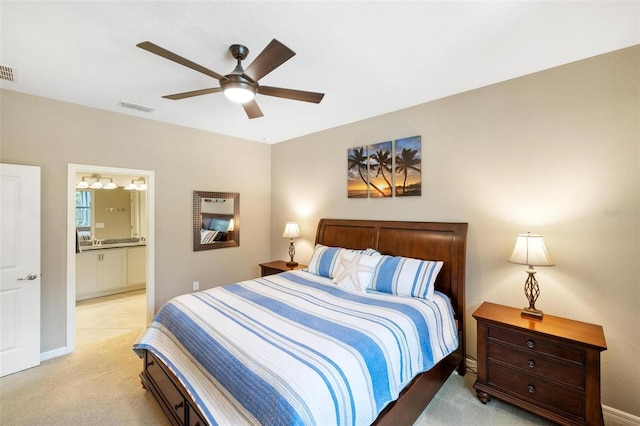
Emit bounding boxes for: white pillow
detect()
[370,255,443,300]
[332,250,381,293]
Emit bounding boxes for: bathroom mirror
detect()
[75,187,147,241]
[193,191,239,251]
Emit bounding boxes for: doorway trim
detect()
[66,164,155,353]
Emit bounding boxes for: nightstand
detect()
[473,302,607,426]
[259,260,307,277]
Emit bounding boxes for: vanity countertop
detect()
[80,241,146,251]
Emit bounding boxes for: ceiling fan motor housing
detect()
[229,44,249,61]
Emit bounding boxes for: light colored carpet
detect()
[0,329,169,426]
[415,369,553,425]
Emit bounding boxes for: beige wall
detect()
[1,90,272,352]
[271,46,640,415]
[92,188,133,240]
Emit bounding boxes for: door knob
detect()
[18,273,38,281]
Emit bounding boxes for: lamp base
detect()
[286,261,298,267]
[521,307,543,319]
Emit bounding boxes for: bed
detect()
[135,218,468,425]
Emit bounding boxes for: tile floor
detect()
[75,289,147,347]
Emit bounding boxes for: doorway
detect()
[66,164,154,353]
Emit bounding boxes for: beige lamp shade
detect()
[282,222,301,239]
[508,233,554,267]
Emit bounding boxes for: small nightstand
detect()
[259,260,307,277]
[473,302,606,426]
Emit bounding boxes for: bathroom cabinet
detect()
[76,246,146,300]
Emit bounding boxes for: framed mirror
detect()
[193,191,239,251]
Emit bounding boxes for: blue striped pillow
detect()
[306,244,344,278]
[306,245,382,278]
[370,255,443,299]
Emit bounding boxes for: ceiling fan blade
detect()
[137,41,224,81]
[162,87,222,100]
[243,39,295,82]
[242,99,264,119]
[259,86,325,103]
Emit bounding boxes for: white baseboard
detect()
[464,356,639,426]
[603,406,640,426]
[40,346,68,362]
[465,356,477,372]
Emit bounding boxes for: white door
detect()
[0,163,41,377]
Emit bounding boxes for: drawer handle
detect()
[526,340,535,349]
[174,401,184,410]
[527,385,536,394]
[528,360,535,368]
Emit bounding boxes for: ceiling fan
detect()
[136,39,324,119]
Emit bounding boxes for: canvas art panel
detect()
[347,146,369,198]
[367,141,393,198]
[394,136,422,196]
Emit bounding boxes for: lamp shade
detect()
[76,179,89,189]
[508,233,554,267]
[282,222,301,239]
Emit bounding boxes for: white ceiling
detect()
[1,1,638,144]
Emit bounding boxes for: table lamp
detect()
[508,232,555,319]
[282,222,301,267]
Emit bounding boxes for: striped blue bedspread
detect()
[134,270,458,426]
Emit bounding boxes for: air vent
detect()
[117,100,155,113]
[0,65,17,82]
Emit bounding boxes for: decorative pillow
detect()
[201,229,219,244]
[306,244,344,278]
[332,250,381,293]
[351,248,382,257]
[370,255,443,300]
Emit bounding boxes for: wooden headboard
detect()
[315,218,468,368]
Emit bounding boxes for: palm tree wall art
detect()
[347,136,422,198]
[347,146,369,198]
[394,136,422,197]
[368,141,393,197]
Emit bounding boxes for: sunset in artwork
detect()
[347,135,421,198]
[394,136,421,196]
[347,146,369,198]
[368,141,392,198]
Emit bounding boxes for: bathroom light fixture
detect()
[124,178,147,191]
[76,174,117,190]
[75,179,90,189]
[508,232,555,319]
[282,222,301,266]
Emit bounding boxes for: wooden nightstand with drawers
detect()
[473,302,607,426]
[259,260,307,277]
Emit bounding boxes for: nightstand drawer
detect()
[261,265,283,276]
[488,343,585,389]
[488,363,585,419]
[488,326,585,364]
[259,261,307,277]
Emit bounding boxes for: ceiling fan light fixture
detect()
[221,75,256,104]
[223,86,255,104]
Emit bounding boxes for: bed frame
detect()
[140,218,468,426]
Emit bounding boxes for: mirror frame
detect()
[193,191,239,251]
